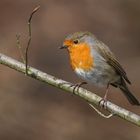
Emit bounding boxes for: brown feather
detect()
[95,40,131,84]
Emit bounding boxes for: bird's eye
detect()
[73,40,79,44]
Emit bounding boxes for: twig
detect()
[16,34,26,63]
[25,5,40,75]
[0,53,140,126]
[89,103,114,118]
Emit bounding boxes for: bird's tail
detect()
[119,79,140,105]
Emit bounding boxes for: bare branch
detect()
[25,5,40,75]
[89,103,114,118]
[0,53,140,126]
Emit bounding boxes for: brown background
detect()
[0,0,140,140]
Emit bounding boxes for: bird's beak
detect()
[59,45,68,49]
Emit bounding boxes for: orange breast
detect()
[69,43,94,71]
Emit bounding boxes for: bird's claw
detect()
[70,81,87,94]
[99,98,108,109]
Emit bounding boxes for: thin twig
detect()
[89,103,114,118]
[16,34,26,63]
[25,5,40,75]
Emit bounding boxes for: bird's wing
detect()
[96,41,131,84]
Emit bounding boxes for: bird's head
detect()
[60,31,95,52]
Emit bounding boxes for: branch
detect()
[25,5,40,75]
[0,53,140,126]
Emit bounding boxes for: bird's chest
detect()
[69,45,94,71]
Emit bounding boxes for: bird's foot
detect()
[70,81,87,94]
[99,83,110,109]
[99,98,108,109]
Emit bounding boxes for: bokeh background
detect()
[0,0,140,140]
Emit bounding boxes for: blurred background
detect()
[0,0,140,139]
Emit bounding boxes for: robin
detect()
[60,31,140,105]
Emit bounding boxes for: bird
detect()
[60,31,140,106]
